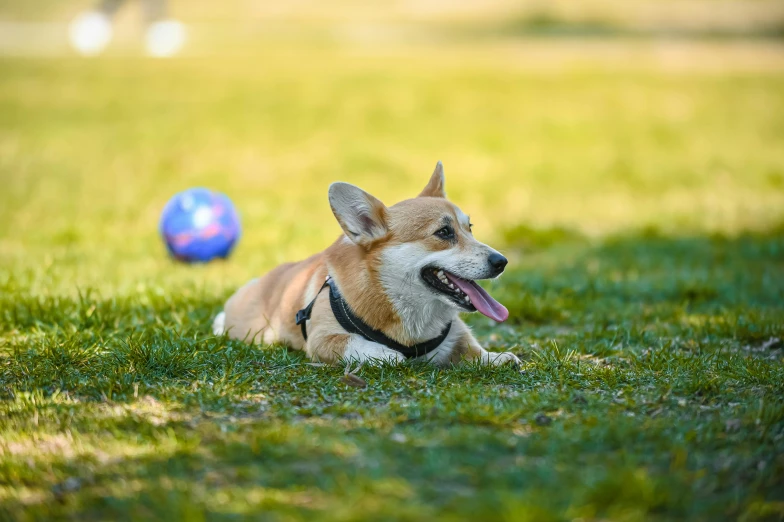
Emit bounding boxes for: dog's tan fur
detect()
[215,163,519,367]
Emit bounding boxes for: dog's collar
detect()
[295,276,452,360]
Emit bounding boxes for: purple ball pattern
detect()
[159,188,241,263]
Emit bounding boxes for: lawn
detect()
[1,31,784,521]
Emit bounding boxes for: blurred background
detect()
[0,0,783,294]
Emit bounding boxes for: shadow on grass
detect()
[492,224,783,336]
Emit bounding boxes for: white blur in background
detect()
[144,19,185,58]
[68,3,185,58]
[68,11,113,56]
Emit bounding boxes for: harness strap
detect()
[294,275,451,359]
[294,277,331,340]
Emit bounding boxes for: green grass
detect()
[1,39,784,521]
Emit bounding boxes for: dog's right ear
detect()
[328,182,388,246]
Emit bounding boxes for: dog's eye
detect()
[435,226,455,240]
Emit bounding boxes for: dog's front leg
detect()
[307,331,406,366]
[450,321,520,367]
[342,335,407,366]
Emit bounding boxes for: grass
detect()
[1,26,784,522]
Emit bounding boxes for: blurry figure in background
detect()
[69,0,185,57]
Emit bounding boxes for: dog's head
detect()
[328,162,509,334]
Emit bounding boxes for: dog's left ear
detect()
[418,161,446,198]
[329,182,388,246]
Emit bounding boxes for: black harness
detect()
[295,276,451,359]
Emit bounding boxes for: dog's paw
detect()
[486,351,521,367]
[212,311,226,336]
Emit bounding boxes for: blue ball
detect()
[159,188,241,263]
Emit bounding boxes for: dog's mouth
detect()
[421,266,509,323]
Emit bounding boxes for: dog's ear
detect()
[418,161,446,198]
[328,182,388,246]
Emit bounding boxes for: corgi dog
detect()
[212,162,520,367]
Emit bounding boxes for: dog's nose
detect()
[488,253,508,274]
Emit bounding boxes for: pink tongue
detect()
[445,273,509,323]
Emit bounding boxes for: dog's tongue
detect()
[445,273,509,323]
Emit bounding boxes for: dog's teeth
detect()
[464,296,470,303]
[437,270,444,277]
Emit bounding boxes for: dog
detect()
[212,162,520,367]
